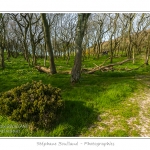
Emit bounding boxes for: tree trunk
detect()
[71,13,90,83]
[127,14,135,59]
[23,40,30,65]
[44,43,47,66]
[30,39,36,66]
[145,48,149,65]
[110,37,113,63]
[32,45,36,66]
[0,47,5,69]
[145,34,150,65]
[35,65,50,73]
[41,13,57,74]
[6,42,11,61]
[132,47,135,64]
[30,30,37,66]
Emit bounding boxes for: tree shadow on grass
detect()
[0,100,98,137]
[50,100,98,137]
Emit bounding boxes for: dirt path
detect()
[128,76,150,137]
[119,75,150,137]
[124,90,150,137]
[83,75,150,137]
[137,91,150,136]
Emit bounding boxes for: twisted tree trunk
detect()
[71,13,90,83]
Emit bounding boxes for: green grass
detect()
[0,54,148,137]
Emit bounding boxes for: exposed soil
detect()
[84,75,150,137]
[130,75,150,137]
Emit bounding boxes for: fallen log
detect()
[81,57,110,73]
[35,65,51,74]
[87,59,132,74]
[115,63,145,72]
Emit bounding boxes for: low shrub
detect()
[0,80,64,129]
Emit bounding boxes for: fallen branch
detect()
[35,66,50,74]
[93,63,99,67]
[81,57,110,73]
[115,63,145,72]
[87,59,131,74]
[100,57,111,66]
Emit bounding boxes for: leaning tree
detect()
[71,13,90,83]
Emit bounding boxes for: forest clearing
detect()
[0,13,150,137]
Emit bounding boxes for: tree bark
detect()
[0,47,5,69]
[0,14,5,69]
[145,48,149,65]
[71,13,90,83]
[44,43,47,66]
[35,65,50,73]
[29,25,37,65]
[41,13,57,74]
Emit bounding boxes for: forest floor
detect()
[81,75,150,137]
[1,55,150,137]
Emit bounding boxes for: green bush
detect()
[0,80,64,129]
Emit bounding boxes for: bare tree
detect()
[92,13,109,58]
[24,13,43,65]
[124,13,136,59]
[107,13,119,63]
[57,14,76,63]
[41,13,57,74]
[10,13,31,64]
[0,14,5,68]
[0,14,9,69]
[71,13,90,83]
